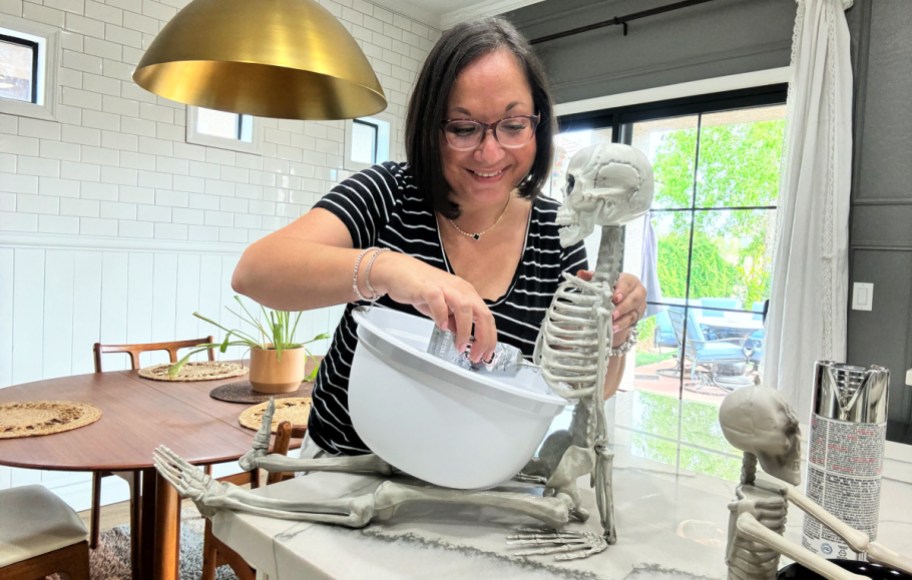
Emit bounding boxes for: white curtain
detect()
[764,0,854,423]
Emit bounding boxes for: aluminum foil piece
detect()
[426,326,528,375]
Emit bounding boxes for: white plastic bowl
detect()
[349,307,569,490]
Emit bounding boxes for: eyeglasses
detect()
[440,114,540,151]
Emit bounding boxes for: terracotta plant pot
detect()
[248,346,306,394]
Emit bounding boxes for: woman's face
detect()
[441,49,537,209]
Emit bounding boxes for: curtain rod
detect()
[529,0,719,44]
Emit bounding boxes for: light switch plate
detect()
[906,368,912,387]
[852,282,873,311]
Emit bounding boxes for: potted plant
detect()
[170,296,328,394]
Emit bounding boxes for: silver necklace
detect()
[446,196,511,241]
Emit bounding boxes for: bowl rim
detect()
[352,306,570,407]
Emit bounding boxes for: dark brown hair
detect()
[405,17,555,219]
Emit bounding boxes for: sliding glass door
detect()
[554,85,787,478]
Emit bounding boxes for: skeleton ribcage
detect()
[535,277,611,400]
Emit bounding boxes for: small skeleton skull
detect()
[719,386,802,486]
[557,143,654,246]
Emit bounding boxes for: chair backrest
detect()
[266,420,308,485]
[667,306,709,361]
[700,297,740,317]
[93,336,215,372]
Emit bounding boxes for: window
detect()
[186,106,261,154]
[0,16,59,120]
[0,34,37,103]
[554,85,787,479]
[344,113,394,172]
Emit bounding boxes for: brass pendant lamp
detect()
[133,0,387,120]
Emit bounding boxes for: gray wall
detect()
[506,0,794,104]
[507,0,912,443]
[846,1,912,443]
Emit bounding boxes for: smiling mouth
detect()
[470,169,504,178]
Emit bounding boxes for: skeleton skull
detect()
[557,143,655,246]
[719,386,802,486]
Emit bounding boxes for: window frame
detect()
[0,15,60,121]
[344,112,394,172]
[556,83,788,386]
[186,106,262,154]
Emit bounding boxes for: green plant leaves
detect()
[167,295,326,379]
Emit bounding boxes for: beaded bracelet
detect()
[364,247,390,300]
[352,247,379,302]
[608,326,638,357]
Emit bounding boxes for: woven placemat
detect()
[0,400,102,439]
[209,380,310,404]
[138,361,248,382]
[238,397,311,433]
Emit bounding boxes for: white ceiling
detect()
[371,0,545,30]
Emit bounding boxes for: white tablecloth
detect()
[211,452,735,579]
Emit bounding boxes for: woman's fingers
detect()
[378,253,497,360]
[612,273,647,334]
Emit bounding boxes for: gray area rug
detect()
[76,513,239,579]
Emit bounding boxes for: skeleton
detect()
[719,385,912,579]
[520,143,654,554]
[152,142,653,562]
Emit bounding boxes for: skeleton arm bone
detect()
[735,513,866,580]
[785,486,912,574]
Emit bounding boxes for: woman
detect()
[232,17,646,456]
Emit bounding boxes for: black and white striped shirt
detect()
[307,161,588,455]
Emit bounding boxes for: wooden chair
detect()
[201,420,307,580]
[0,484,91,579]
[90,337,214,553]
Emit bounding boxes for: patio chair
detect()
[201,420,307,580]
[668,307,755,390]
[651,298,693,350]
[652,309,678,349]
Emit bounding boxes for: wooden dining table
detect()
[0,367,293,580]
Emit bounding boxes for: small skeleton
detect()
[152,143,654,562]
[718,385,912,579]
[522,142,654,555]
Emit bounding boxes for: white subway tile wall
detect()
[1,0,439,243]
[0,0,440,502]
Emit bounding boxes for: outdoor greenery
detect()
[627,391,742,481]
[650,116,785,310]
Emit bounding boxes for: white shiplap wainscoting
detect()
[0,232,342,509]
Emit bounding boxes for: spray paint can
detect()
[802,361,890,559]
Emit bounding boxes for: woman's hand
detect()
[576,270,647,348]
[370,251,496,364]
[609,273,647,347]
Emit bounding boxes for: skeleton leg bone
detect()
[541,444,593,521]
[236,398,395,477]
[156,446,578,530]
[593,443,616,544]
